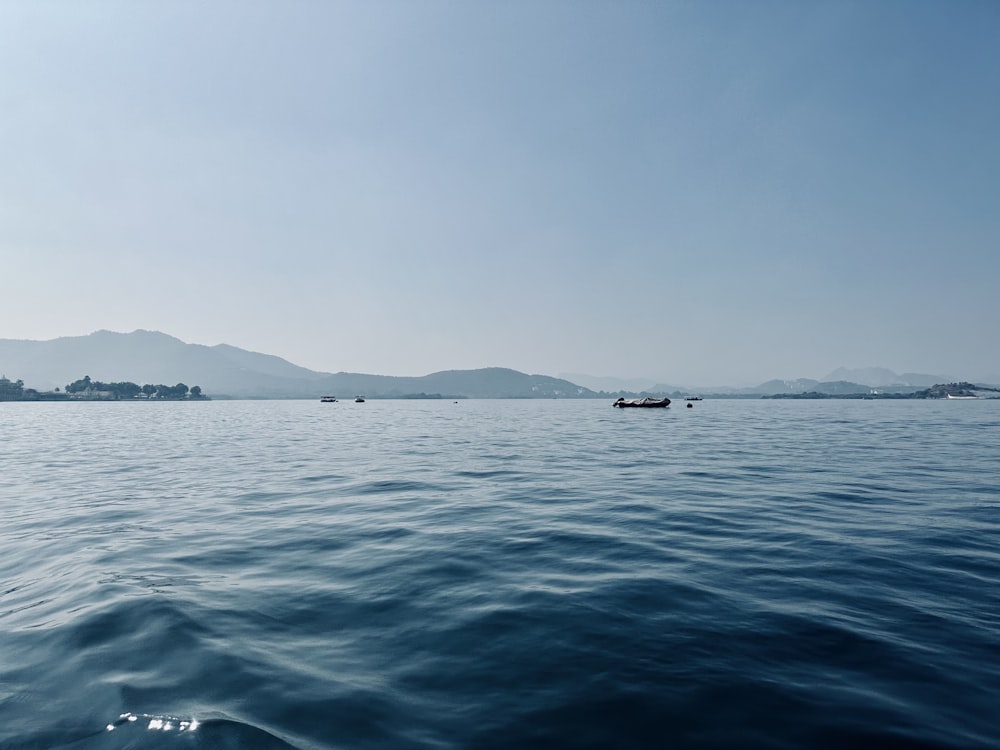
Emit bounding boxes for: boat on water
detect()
[685,397,703,401]
[613,397,671,408]
[320,396,337,403]
[355,396,365,403]
[946,394,977,400]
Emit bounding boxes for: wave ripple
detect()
[2,399,999,748]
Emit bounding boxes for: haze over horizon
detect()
[3,2,998,386]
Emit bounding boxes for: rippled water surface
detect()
[2,398,999,749]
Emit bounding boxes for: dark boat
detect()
[685,397,702,401]
[355,396,365,403]
[320,396,337,403]
[613,397,671,408]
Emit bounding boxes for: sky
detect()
[2,1,998,386]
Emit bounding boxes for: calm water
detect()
[2,399,998,749]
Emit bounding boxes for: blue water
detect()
[2,398,998,749]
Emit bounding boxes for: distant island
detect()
[0,375,208,402]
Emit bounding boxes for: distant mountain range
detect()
[820,367,948,388]
[0,331,596,399]
[562,369,960,396]
[0,330,985,399]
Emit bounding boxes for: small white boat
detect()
[946,394,977,400]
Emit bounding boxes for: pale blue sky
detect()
[2,1,998,385]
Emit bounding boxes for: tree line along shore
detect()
[0,375,208,401]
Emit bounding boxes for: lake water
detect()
[2,398,999,749]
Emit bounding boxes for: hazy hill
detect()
[312,368,594,399]
[739,378,822,395]
[0,330,331,397]
[822,367,949,387]
[209,343,328,382]
[558,373,662,393]
[0,331,595,399]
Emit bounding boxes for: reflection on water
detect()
[106,713,199,733]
